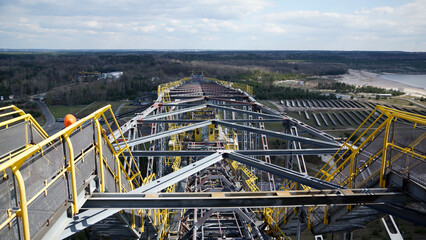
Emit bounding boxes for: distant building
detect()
[376,93,392,99]
[335,94,351,100]
[99,71,123,80]
[376,94,392,97]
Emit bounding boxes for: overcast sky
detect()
[1,0,425,51]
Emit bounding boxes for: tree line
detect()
[3,50,422,105]
[318,82,404,96]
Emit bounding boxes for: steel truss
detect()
[1,76,425,240]
[97,77,426,239]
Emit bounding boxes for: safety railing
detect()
[316,105,425,188]
[0,105,48,164]
[157,77,190,95]
[0,104,143,240]
[206,78,253,95]
[309,105,426,229]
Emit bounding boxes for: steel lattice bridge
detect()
[0,76,425,240]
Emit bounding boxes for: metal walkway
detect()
[0,77,425,240]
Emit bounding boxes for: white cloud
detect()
[139,25,157,33]
[263,23,285,33]
[259,0,426,50]
[0,0,425,50]
[85,21,99,28]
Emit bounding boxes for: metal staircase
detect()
[310,106,426,234]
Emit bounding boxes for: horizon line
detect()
[1,48,425,53]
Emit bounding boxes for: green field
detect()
[48,101,126,119]
[48,105,85,119]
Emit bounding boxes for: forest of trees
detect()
[317,82,404,96]
[0,50,424,105]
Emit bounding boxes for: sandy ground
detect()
[338,69,426,97]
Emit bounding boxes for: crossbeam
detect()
[142,104,207,121]
[126,148,343,157]
[83,188,411,209]
[226,152,341,189]
[141,119,283,123]
[123,120,212,147]
[60,153,223,238]
[207,103,283,119]
[215,120,340,148]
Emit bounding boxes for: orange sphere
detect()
[64,114,77,128]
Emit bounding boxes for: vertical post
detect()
[115,155,122,192]
[132,209,136,229]
[324,206,328,225]
[283,207,287,224]
[140,210,144,233]
[65,136,78,213]
[380,117,393,188]
[297,208,301,240]
[348,154,355,188]
[25,119,28,145]
[95,119,105,192]
[193,176,198,240]
[307,207,311,229]
[127,130,133,176]
[12,168,30,240]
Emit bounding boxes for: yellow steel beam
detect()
[95,119,106,192]
[12,168,30,240]
[0,105,111,172]
[380,117,393,187]
[64,136,78,213]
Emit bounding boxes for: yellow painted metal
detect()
[0,105,110,172]
[315,111,387,183]
[324,206,328,225]
[3,86,422,240]
[0,111,49,165]
[304,105,426,229]
[101,108,143,189]
[307,207,311,229]
[12,168,30,240]
[0,109,25,118]
[208,124,215,142]
[0,105,48,139]
[115,155,122,193]
[0,104,144,239]
[316,105,425,189]
[194,128,201,141]
[95,119,105,192]
[379,117,393,187]
[217,114,288,239]
[65,136,79,213]
[0,210,16,231]
[206,78,253,95]
[155,82,188,239]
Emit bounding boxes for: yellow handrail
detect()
[0,105,143,239]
